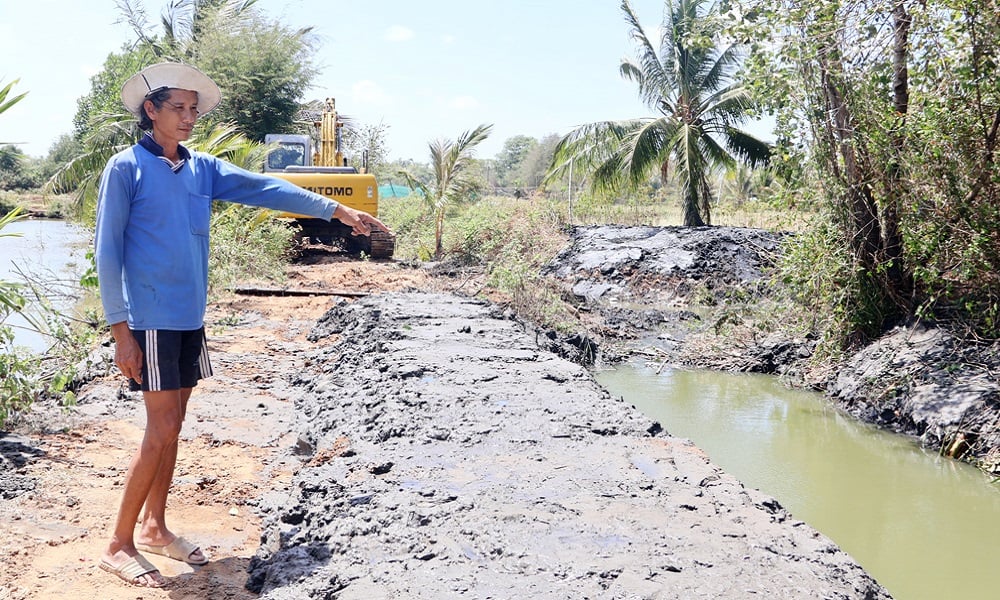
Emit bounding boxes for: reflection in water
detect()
[1,219,89,353]
[596,363,1000,600]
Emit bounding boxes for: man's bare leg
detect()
[135,387,206,563]
[101,390,184,586]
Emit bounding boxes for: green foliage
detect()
[376,196,434,260]
[0,144,44,191]
[568,185,667,226]
[0,207,94,427]
[398,124,493,258]
[55,1,320,215]
[193,8,319,141]
[72,49,153,141]
[495,135,538,188]
[737,0,1000,340]
[343,121,390,173]
[454,197,578,330]
[0,326,38,427]
[0,207,27,316]
[775,215,881,347]
[47,110,141,220]
[0,78,28,121]
[207,204,297,296]
[33,135,85,186]
[0,85,35,426]
[519,134,562,193]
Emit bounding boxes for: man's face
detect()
[146,89,200,145]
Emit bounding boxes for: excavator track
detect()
[294,218,396,259]
[367,230,396,259]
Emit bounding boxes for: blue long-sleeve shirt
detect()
[95,139,337,330]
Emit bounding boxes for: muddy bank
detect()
[829,325,1000,470]
[541,225,795,364]
[248,292,888,599]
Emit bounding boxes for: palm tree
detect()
[117,0,261,60]
[0,78,28,132]
[399,124,493,259]
[551,0,770,226]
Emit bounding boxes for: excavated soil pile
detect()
[542,225,785,345]
[247,292,889,599]
[543,225,784,305]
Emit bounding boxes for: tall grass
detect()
[381,194,579,330]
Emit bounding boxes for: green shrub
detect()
[377,195,436,261]
[207,204,297,296]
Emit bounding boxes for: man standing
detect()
[95,62,387,587]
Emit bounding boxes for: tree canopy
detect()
[736,0,1000,340]
[73,0,318,145]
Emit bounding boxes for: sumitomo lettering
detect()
[305,186,353,196]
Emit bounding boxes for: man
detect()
[95,62,387,587]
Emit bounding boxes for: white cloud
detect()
[441,34,456,45]
[448,95,479,110]
[351,80,392,107]
[384,25,414,42]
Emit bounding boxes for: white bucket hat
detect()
[121,62,222,116]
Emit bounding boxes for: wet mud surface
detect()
[247,292,888,599]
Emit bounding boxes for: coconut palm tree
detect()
[117,0,261,60]
[399,124,493,259]
[551,0,770,226]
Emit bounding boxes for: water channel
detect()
[596,362,1000,600]
[0,218,89,353]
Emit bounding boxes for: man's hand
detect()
[110,322,143,384]
[333,204,391,237]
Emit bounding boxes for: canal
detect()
[596,363,1000,600]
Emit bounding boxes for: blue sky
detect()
[1,0,752,162]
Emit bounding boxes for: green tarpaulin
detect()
[379,184,419,198]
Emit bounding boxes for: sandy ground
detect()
[0,257,431,599]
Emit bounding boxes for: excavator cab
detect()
[264,135,310,172]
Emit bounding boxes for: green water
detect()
[596,363,1000,600]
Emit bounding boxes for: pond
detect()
[0,218,90,354]
[596,363,1000,600]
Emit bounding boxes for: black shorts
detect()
[129,327,213,392]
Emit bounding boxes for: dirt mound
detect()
[543,225,784,305]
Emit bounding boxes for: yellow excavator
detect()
[264,98,395,258]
